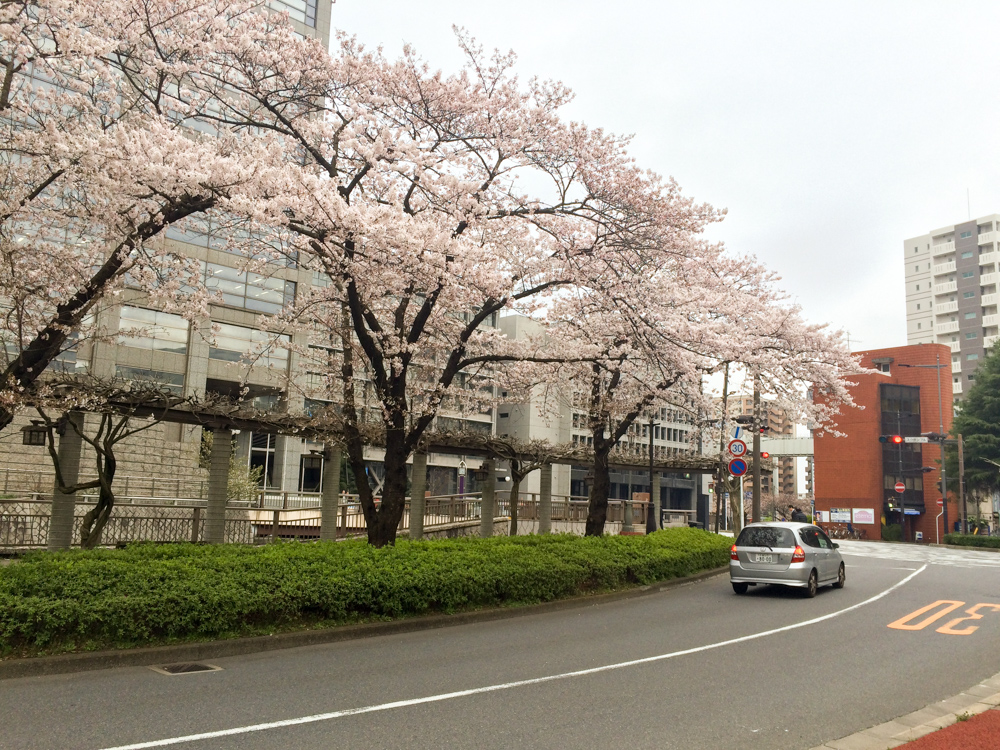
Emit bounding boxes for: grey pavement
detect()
[3,542,1000,749]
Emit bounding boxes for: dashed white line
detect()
[99,565,927,750]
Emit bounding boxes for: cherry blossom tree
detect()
[0,0,293,429]
[181,19,728,545]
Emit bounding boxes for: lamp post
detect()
[647,416,658,534]
[898,357,949,539]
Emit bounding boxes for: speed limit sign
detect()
[728,439,748,458]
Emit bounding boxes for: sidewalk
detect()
[810,670,1000,749]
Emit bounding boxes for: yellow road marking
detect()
[888,600,965,630]
[937,603,1000,636]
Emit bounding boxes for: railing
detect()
[0,468,209,499]
[1,490,697,551]
[0,496,254,549]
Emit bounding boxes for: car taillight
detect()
[730,544,739,560]
[791,545,805,563]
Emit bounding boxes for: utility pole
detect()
[958,433,966,533]
[752,378,762,524]
[715,364,730,534]
[647,415,657,534]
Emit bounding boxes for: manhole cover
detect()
[148,663,222,676]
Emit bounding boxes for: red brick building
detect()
[814,344,954,543]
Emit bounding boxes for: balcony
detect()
[953,380,963,395]
[936,301,958,314]
[981,272,998,286]
[934,281,957,295]
[933,261,956,276]
[949,341,962,352]
[936,320,960,334]
[979,231,995,246]
[986,334,999,349]
[980,251,997,266]
[932,241,956,257]
[982,293,998,306]
[984,313,999,327]
[952,360,962,373]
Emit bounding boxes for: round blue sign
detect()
[728,458,749,476]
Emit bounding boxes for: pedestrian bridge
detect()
[759,436,813,457]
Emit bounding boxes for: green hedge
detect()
[943,533,1000,549]
[0,528,730,657]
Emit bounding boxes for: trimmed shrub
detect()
[0,529,730,656]
[943,533,1000,549]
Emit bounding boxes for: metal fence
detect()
[0,491,696,552]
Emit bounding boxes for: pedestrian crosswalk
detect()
[837,540,1000,568]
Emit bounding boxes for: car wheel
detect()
[804,570,818,598]
[732,582,749,595]
[833,563,846,589]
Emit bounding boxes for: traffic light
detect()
[879,435,904,444]
[759,425,769,434]
[937,480,943,493]
[922,432,946,442]
[760,452,770,459]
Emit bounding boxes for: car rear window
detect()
[736,527,796,548]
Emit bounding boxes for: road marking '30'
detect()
[888,600,1000,635]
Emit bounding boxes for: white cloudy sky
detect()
[329,0,1000,353]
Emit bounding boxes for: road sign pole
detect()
[752,380,761,524]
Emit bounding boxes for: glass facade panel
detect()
[118,307,189,354]
[115,365,184,394]
[209,323,290,369]
[204,262,295,314]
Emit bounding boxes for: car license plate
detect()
[754,553,774,563]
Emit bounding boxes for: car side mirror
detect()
[832,543,839,549]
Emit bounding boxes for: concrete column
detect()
[319,445,341,541]
[479,459,496,538]
[204,428,232,543]
[651,472,662,531]
[539,463,553,534]
[409,452,428,541]
[48,411,84,550]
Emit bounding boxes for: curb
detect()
[0,566,727,681]
[810,670,1000,750]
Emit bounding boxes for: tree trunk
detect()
[508,469,522,536]
[358,429,410,547]
[585,444,612,536]
[80,455,116,550]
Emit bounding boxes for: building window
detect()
[966,332,978,340]
[964,292,975,298]
[963,271,975,278]
[967,354,979,361]
[969,374,976,381]
[916,285,920,290]
[915,265,919,271]
[917,323,921,329]
[204,262,296,314]
[916,304,920,310]
[114,365,184,394]
[268,0,318,27]
[961,231,973,238]
[962,251,974,259]
[209,323,290,369]
[118,307,189,354]
[249,432,277,488]
[965,312,977,319]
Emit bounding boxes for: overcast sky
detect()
[329,0,1000,354]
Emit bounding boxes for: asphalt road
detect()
[3,542,1000,750]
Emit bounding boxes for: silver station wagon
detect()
[729,522,845,598]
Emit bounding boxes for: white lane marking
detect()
[99,566,927,750]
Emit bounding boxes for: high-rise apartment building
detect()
[905,215,1000,402]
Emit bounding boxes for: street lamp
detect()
[898,357,950,537]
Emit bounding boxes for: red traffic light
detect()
[891,435,903,444]
[761,452,770,459]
